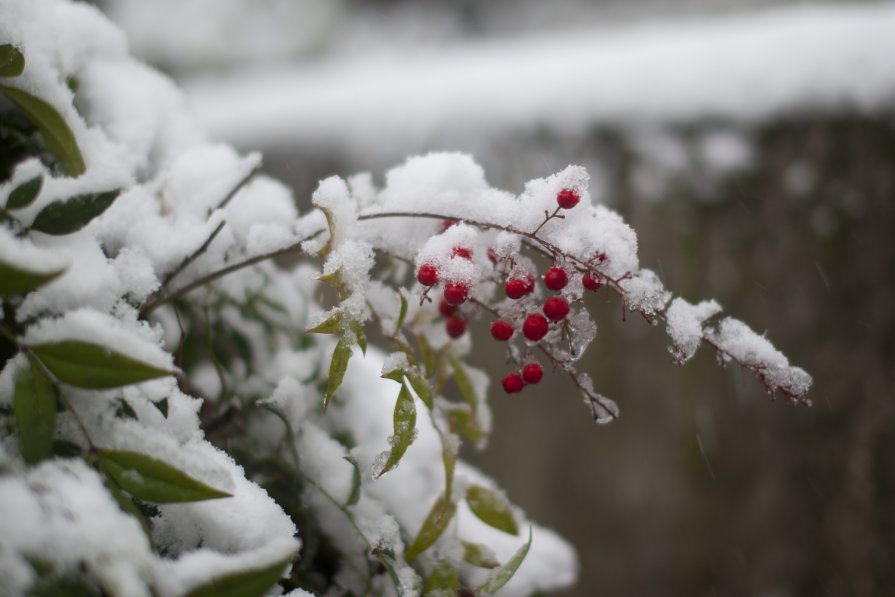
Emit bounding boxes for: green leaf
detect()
[406,369,433,410]
[444,404,484,444]
[0,44,24,77]
[306,311,341,334]
[392,291,408,337]
[97,449,231,503]
[442,444,457,499]
[314,202,337,257]
[317,268,349,298]
[374,384,417,478]
[323,336,352,410]
[13,359,57,464]
[343,455,361,507]
[30,340,174,389]
[0,85,85,176]
[462,541,499,569]
[6,175,42,209]
[466,484,519,535]
[103,476,153,545]
[351,320,366,355]
[183,557,292,597]
[52,439,82,458]
[423,560,459,593]
[449,356,478,412]
[30,189,119,235]
[476,529,532,595]
[0,258,65,297]
[405,493,457,561]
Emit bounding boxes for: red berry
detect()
[438,299,456,317]
[417,263,438,286]
[557,188,580,209]
[543,296,569,321]
[544,267,568,291]
[452,246,473,260]
[522,363,543,385]
[582,272,602,291]
[490,320,514,341]
[502,372,525,394]
[445,316,467,339]
[487,247,499,263]
[443,281,469,305]
[522,313,549,341]
[441,219,457,232]
[505,277,528,299]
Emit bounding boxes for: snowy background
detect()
[98,1,895,595]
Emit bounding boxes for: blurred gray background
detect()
[98,1,895,595]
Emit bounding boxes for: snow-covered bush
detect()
[0,1,811,595]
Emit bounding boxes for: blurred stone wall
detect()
[262,113,895,596]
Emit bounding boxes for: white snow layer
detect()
[187,3,895,151]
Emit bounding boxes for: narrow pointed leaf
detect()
[351,320,367,355]
[392,291,408,337]
[449,357,479,412]
[0,44,24,77]
[0,258,65,297]
[97,449,231,503]
[306,312,341,334]
[407,369,433,409]
[462,541,499,569]
[13,360,57,464]
[30,340,174,389]
[30,189,119,235]
[442,444,457,499]
[423,560,459,593]
[0,85,85,175]
[476,528,532,595]
[466,484,519,535]
[343,455,361,507]
[374,384,417,478]
[7,175,42,209]
[405,493,457,561]
[314,202,336,257]
[183,557,292,597]
[323,336,352,410]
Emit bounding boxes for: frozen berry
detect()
[523,313,549,341]
[522,362,544,385]
[441,219,457,232]
[502,372,525,394]
[487,247,499,263]
[582,272,602,291]
[438,299,456,317]
[443,281,469,305]
[557,188,580,209]
[445,316,467,339]
[505,277,529,299]
[452,246,473,260]
[544,267,568,291]
[543,296,569,321]
[490,320,514,341]
[417,263,438,286]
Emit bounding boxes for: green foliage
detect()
[183,557,293,597]
[12,359,57,464]
[0,84,85,175]
[465,485,519,536]
[29,189,120,235]
[405,493,457,561]
[323,335,352,409]
[29,340,174,389]
[96,449,232,503]
[6,175,42,209]
[374,382,417,478]
[475,529,532,595]
[0,257,65,297]
[0,44,25,77]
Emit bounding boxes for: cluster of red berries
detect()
[501,362,544,394]
[417,244,475,339]
[416,187,606,389]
